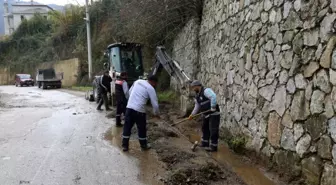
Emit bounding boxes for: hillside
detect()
[0,0,202,84]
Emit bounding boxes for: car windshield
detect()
[19,75,31,79]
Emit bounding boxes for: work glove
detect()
[211,107,216,112]
[188,115,193,120]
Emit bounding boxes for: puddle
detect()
[186,133,276,185]
[103,126,164,185]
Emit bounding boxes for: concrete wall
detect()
[0,67,13,85]
[172,0,336,184]
[0,58,80,86]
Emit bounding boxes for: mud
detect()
[147,122,179,141]
[146,118,246,185]
[101,99,289,185]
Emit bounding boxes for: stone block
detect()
[304,62,320,78]
[320,13,336,42]
[320,36,336,68]
[310,90,326,114]
[329,117,336,142]
[268,112,282,148]
[291,91,310,121]
[270,85,286,116]
[321,163,336,185]
[305,115,328,141]
[313,69,331,93]
[294,123,304,142]
[286,78,296,94]
[281,127,296,151]
[296,134,311,158]
[301,156,323,185]
[317,135,333,160]
[273,150,301,177]
[281,109,293,128]
[303,29,319,46]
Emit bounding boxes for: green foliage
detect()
[157,90,179,105]
[227,136,247,154]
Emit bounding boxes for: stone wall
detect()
[172,0,336,184]
[0,58,80,86]
[171,18,200,91]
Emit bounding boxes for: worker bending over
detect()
[97,71,112,111]
[122,75,159,152]
[189,80,220,152]
[115,72,129,127]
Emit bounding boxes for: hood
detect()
[21,78,33,81]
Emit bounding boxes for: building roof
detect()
[12,4,54,11]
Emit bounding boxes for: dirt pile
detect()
[148,122,179,141]
[145,116,246,185]
[166,163,224,185]
[154,141,196,169]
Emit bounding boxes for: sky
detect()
[22,0,86,6]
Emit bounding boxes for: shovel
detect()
[171,110,212,126]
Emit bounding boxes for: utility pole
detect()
[85,0,92,80]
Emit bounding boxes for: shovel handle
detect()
[171,109,212,126]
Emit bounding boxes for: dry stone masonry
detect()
[171,0,336,184]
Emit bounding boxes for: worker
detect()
[115,72,129,127]
[121,52,133,71]
[97,71,112,111]
[122,75,159,152]
[188,80,220,152]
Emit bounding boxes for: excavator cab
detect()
[105,42,144,106]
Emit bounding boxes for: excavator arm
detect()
[149,46,195,116]
[150,46,192,90]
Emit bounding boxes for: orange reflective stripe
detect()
[116,80,123,85]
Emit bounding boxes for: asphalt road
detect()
[0,86,148,185]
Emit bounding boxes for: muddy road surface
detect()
[0,86,161,185]
[0,86,284,185]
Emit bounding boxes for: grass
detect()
[67,86,92,92]
[227,136,247,154]
[157,90,178,104]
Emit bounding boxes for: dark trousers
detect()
[116,101,126,125]
[97,92,109,110]
[201,114,220,149]
[122,108,147,148]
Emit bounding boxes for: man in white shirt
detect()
[122,75,160,151]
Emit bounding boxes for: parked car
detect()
[15,74,34,87]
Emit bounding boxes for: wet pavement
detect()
[0,86,159,185]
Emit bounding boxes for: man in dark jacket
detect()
[115,72,129,127]
[97,71,112,111]
[188,80,220,152]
